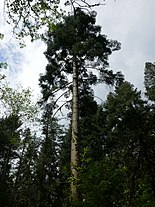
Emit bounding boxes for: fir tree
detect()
[39,9,122,203]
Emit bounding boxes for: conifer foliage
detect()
[1,1,155,206]
[39,8,122,203]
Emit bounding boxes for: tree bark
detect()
[71,58,79,203]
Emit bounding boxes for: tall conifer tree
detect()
[39,8,121,203]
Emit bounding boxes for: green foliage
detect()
[79,96,106,161]
[34,102,64,207]
[68,81,155,206]
[40,9,123,102]
[144,62,155,101]
[2,3,155,206]
[0,114,22,207]
[0,83,38,122]
[39,10,123,205]
[4,0,108,41]
[0,78,40,206]
[78,158,126,207]
[4,0,61,41]
[102,82,155,206]
[0,33,4,39]
[12,129,39,207]
[0,62,8,69]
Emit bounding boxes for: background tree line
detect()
[1,1,155,206]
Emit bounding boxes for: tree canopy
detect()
[4,0,107,41]
[39,8,123,203]
[1,1,155,207]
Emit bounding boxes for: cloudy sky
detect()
[0,0,155,101]
[97,0,155,90]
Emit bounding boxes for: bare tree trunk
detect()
[71,58,79,203]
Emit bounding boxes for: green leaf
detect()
[0,33,4,39]
[0,62,8,69]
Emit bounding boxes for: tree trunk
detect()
[71,58,79,203]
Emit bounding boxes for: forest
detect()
[1,0,155,206]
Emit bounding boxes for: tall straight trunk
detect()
[71,58,79,203]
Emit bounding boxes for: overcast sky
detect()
[0,0,155,101]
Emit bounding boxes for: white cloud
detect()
[95,0,155,92]
[1,0,155,103]
[0,7,47,99]
[17,39,47,99]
